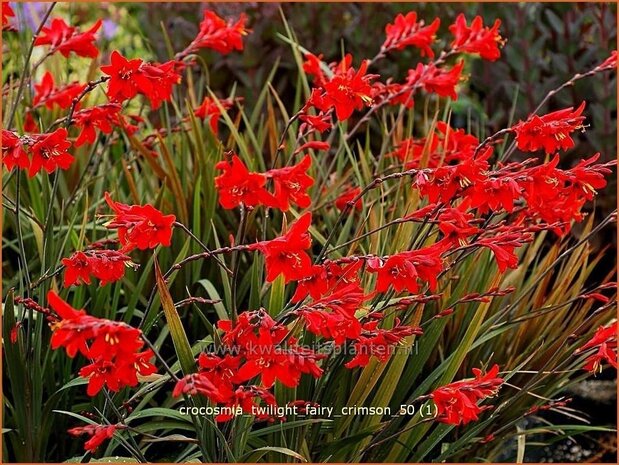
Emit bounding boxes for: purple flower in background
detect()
[10,1,49,31]
[101,18,117,39]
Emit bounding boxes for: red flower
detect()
[468,175,522,214]
[28,128,73,177]
[416,149,491,203]
[565,153,613,201]
[68,424,122,453]
[194,96,233,134]
[295,140,330,154]
[367,242,446,294]
[389,122,478,168]
[449,14,504,61]
[266,154,314,211]
[2,130,29,171]
[315,55,376,121]
[303,52,327,86]
[47,291,143,358]
[104,192,176,251]
[100,51,152,103]
[72,103,123,147]
[251,212,313,283]
[476,227,533,273]
[437,204,480,244]
[34,18,101,58]
[371,80,415,109]
[236,343,323,388]
[215,310,324,388]
[382,12,440,57]
[214,155,274,209]
[517,154,614,234]
[139,60,182,109]
[79,350,156,396]
[299,112,333,134]
[574,322,617,373]
[345,321,423,368]
[33,72,86,110]
[334,186,362,211]
[291,265,329,302]
[598,50,617,70]
[173,372,233,403]
[2,3,16,31]
[62,248,134,287]
[297,282,367,344]
[512,102,586,154]
[431,364,504,425]
[407,61,464,100]
[179,10,250,57]
[47,291,155,395]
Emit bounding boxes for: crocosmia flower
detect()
[193,96,233,135]
[431,364,504,425]
[512,102,586,154]
[251,212,313,283]
[367,242,446,294]
[104,192,176,251]
[215,155,274,209]
[407,61,465,100]
[266,154,314,211]
[321,57,375,121]
[68,424,122,453]
[178,10,250,58]
[2,130,29,171]
[574,322,617,373]
[449,14,504,61]
[72,103,123,147]
[345,321,423,368]
[62,248,135,287]
[382,12,440,57]
[33,72,86,110]
[34,18,101,58]
[2,3,16,31]
[28,128,73,177]
[47,291,156,396]
[101,51,153,102]
[334,186,362,211]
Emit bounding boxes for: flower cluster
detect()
[173,310,324,422]
[34,17,102,58]
[176,9,249,59]
[431,364,504,425]
[215,154,317,211]
[62,247,135,287]
[47,291,156,396]
[101,51,181,109]
[2,128,73,176]
[574,322,617,373]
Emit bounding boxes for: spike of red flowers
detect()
[61,248,135,287]
[382,12,440,57]
[431,364,504,425]
[33,72,87,110]
[449,14,504,61]
[47,291,156,396]
[512,102,586,154]
[104,192,176,251]
[214,154,276,209]
[34,18,101,58]
[177,10,250,58]
[265,155,314,211]
[251,212,313,283]
[68,424,123,453]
